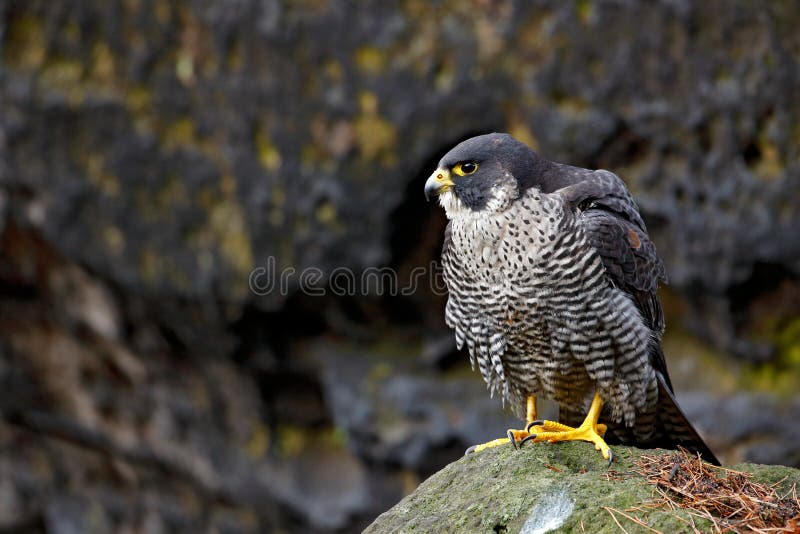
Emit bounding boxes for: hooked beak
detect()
[424,168,454,201]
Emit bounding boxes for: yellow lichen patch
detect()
[4,13,46,69]
[752,139,783,180]
[734,308,800,397]
[740,362,800,398]
[274,425,344,458]
[355,92,397,164]
[176,54,195,85]
[255,128,283,171]
[210,197,255,285]
[91,42,116,84]
[315,200,338,225]
[359,91,379,114]
[556,95,590,114]
[355,45,387,75]
[576,0,595,25]
[39,58,85,98]
[434,57,455,92]
[323,59,344,82]
[103,226,125,256]
[162,117,197,150]
[276,425,305,457]
[508,120,540,152]
[175,6,199,85]
[126,85,152,130]
[176,5,217,82]
[777,318,800,368]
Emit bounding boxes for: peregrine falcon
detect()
[425,133,718,465]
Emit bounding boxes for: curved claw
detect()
[519,434,537,448]
[465,445,478,456]
[606,448,614,467]
[526,420,545,432]
[507,429,519,450]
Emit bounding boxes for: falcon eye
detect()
[453,162,478,176]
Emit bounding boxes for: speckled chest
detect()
[448,191,568,295]
[444,189,602,397]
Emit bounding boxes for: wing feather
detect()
[558,169,669,382]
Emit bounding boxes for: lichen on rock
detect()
[365,443,800,533]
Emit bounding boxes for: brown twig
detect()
[603,506,631,534]
[632,448,800,533]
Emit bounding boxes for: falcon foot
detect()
[465,395,541,455]
[520,392,614,464]
[464,429,531,455]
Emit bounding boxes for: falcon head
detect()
[424,133,546,219]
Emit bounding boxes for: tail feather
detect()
[596,372,720,465]
[602,373,720,465]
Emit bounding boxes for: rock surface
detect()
[366,443,800,533]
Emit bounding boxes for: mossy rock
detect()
[365,442,800,533]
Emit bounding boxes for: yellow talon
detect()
[466,392,614,463]
[525,392,613,461]
[466,395,540,454]
[468,437,512,454]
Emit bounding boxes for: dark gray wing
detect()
[558,168,667,348]
[558,170,719,464]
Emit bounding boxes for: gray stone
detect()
[365,443,800,533]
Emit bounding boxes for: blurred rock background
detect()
[1,0,799,532]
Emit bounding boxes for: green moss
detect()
[367,444,799,533]
[737,315,800,396]
[777,317,800,367]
